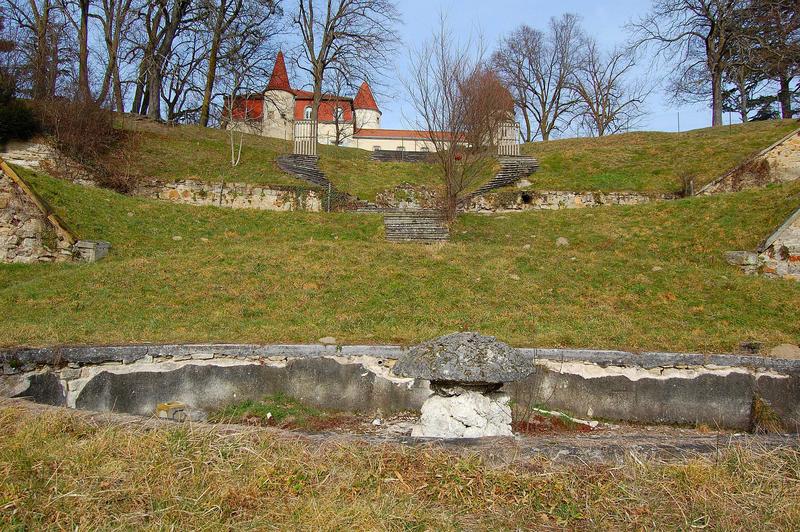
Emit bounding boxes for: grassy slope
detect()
[124,119,444,200]
[1,166,799,351]
[522,119,798,193]
[2,404,799,529]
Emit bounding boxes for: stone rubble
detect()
[412,391,513,438]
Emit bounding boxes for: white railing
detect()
[497,121,520,156]
[294,119,318,156]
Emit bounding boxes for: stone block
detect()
[725,250,759,266]
[156,401,188,421]
[60,368,82,380]
[74,240,111,262]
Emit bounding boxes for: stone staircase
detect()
[468,155,539,198]
[384,210,449,243]
[276,154,334,189]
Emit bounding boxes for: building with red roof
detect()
[227,52,456,152]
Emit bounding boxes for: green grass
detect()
[210,393,324,426]
[2,403,799,529]
[2,165,799,352]
[119,118,798,200]
[122,119,448,200]
[522,119,799,193]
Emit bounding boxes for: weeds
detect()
[0,403,798,529]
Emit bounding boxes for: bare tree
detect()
[630,0,742,127]
[492,16,583,142]
[92,0,135,110]
[292,0,399,143]
[571,38,649,136]
[491,25,539,142]
[129,0,192,119]
[746,0,799,118]
[6,0,71,98]
[197,0,280,127]
[405,18,513,221]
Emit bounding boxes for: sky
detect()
[375,0,718,136]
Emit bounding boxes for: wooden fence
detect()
[497,121,520,156]
[294,119,318,156]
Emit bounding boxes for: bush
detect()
[36,98,122,164]
[0,99,40,146]
[35,98,138,193]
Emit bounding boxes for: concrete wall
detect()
[3,344,799,432]
[135,180,323,212]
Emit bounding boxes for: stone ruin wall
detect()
[135,180,323,212]
[465,190,676,213]
[700,128,800,194]
[0,171,74,263]
[760,211,800,281]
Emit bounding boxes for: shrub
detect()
[36,97,122,164]
[35,98,138,193]
[0,99,40,146]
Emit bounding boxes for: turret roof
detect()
[353,82,380,112]
[267,51,291,92]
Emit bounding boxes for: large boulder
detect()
[392,332,532,384]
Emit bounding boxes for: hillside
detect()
[119,118,796,200]
[122,118,443,200]
[522,119,798,193]
[2,165,798,352]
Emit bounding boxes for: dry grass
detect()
[1,403,799,529]
[522,120,799,193]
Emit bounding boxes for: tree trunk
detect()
[778,75,792,119]
[711,68,723,127]
[77,0,91,101]
[521,106,531,143]
[131,60,148,113]
[32,1,52,100]
[199,31,222,127]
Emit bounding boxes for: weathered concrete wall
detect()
[3,344,799,431]
[0,171,74,263]
[700,128,800,194]
[135,180,323,212]
[465,190,676,213]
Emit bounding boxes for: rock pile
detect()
[393,332,533,438]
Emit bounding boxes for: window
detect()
[373,145,381,152]
[334,106,344,121]
[304,106,312,120]
[396,146,405,152]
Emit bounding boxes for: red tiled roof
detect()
[267,51,291,91]
[354,129,455,141]
[353,82,380,112]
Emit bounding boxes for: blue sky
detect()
[376,0,717,136]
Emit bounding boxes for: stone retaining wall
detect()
[3,343,798,431]
[135,180,323,212]
[699,127,800,194]
[465,189,676,213]
[0,170,74,263]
